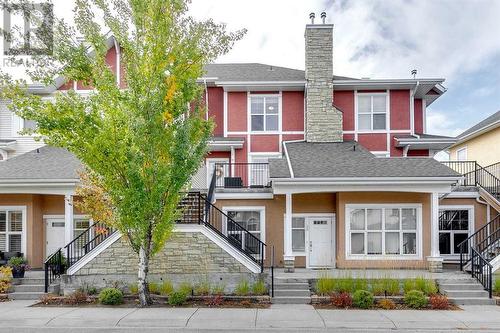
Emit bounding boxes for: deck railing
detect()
[214,163,270,189]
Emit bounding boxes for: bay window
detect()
[439,208,472,255]
[250,96,279,132]
[357,93,387,131]
[347,205,420,258]
[0,207,25,254]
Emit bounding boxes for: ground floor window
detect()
[346,204,421,258]
[0,207,25,253]
[291,217,306,252]
[438,208,472,255]
[223,207,265,254]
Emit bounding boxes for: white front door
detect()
[308,217,334,268]
[45,218,66,257]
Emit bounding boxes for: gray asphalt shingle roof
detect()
[457,110,500,140]
[270,141,460,179]
[203,63,356,82]
[0,146,81,180]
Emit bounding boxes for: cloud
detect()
[426,110,466,137]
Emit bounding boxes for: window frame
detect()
[0,206,27,255]
[222,206,266,251]
[456,147,467,161]
[345,204,422,260]
[438,205,474,258]
[355,92,388,132]
[248,94,282,133]
[291,216,306,254]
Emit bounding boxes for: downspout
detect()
[410,81,420,135]
[113,37,121,86]
[204,78,209,121]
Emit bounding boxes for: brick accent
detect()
[75,232,252,276]
[305,24,343,142]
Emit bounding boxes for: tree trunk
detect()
[138,245,152,306]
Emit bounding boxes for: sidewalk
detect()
[0,301,500,332]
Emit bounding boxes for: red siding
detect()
[414,98,423,134]
[390,134,404,156]
[282,91,304,131]
[343,134,355,141]
[358,133,386,151]
[227,92,247,132]
[408,149,430,157]
[207,87,224,136]
[229,135,247,163]
[207,151,230,159]
[390,90,410,130]
[283,134,304,141]
[58,80,72,90]
[334,91,354,131]
[250,135,280,152]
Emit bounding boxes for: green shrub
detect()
[212,283,225,295]
[352,290,374,309]
[168,290,188,306]
[494,278,500,295]
[404,290,428,309]
[98,288,123,305]
[403,278,437,295]
[128,283,138,294]
[316,277,335,295]
[235,280,250,296]
[371,278,400,296]
[252,280,267,295]
[159,280,174,296]
[178,282,192,295]
[195,280,211,295]
[149,282,160,294]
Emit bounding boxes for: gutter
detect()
[270,176,463,184]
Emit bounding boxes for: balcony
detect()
[213,163,271,189]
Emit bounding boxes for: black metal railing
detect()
[476,166,500,201]
[214,163,270,189]
[44,248,64,293]
[484,162,500,180]
[177,191,266,272]
[459,214,500,270]
[470,247,493,298]
[441,161,478,186]
[65,222,116,268]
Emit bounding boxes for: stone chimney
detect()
[305,12,343,142]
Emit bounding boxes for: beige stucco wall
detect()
[449,127,500,166]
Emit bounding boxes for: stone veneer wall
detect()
[305,24,343,143]
[62,231,263,295]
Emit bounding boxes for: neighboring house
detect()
[448,110,500,167]
[0,15,498,297]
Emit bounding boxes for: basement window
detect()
[357,93,387,131]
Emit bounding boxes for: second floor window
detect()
[357,93,387,131]
[251,96,279,132]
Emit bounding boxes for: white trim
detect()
[64,195,74,245]
[43,214,88,220]
[444,191,479,199]
[430,192,440,258]
[67,224,262,275]
[0,206,27,256]
[386,89,390,153]
[247,93,281,134]
[354,90,358,141]
[0,149,8,160]
[372,151,390,157]
[215,192,273,200]
[438,205,475,260]
[284,193,293,258]
[227,131,304,135]
[223,90,228,137]
[221,206,266,258]
[205,157,229,188]
[451,120,500,147]
[422,99,427,133]
[343,129,412,135]
[355,92,389,132]
[345,203,423,260]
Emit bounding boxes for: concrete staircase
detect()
[438,277,495,305]
[272,278,311,304]
[10,270,46,300]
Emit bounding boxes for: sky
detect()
[2,0,500,137]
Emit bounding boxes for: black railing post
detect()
[44,262,49,293]
[271,245,275,298]
[488,265,493,298]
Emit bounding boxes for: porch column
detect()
[64,194,74,245]
[427,192,443,272]
[283,193,295,272]
[230,146,235,176]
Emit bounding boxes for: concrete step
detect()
[274,289,310,297]
[275,278,308,284]
[13,278,45,285]
[444,290,490,298]
[449,297,496,305]
[9,292,46,300]
[272,296,311,304]
[439,283,485,290]
[13,284,45,293]
[437,279,479,285]
[274,283,309,290]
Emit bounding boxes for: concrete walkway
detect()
[1,301,500,332]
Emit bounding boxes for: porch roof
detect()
[0,145,81,181]
[270,141,461,179]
